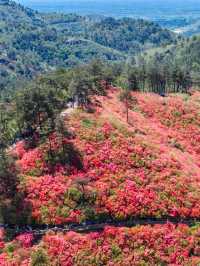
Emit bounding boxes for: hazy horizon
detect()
[16,0,200,19]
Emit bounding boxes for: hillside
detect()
[165,36,200,78]
[0,86,200,264]
[15,0,200,37]
[136,34,200,89]
[85,17,175,53]
[1,2,200,265]
[12,89,200,223]
[0,0,177,90]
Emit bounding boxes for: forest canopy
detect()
[0,0,177,91]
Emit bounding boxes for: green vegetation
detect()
[0,60,106,224]
[31,248,50,266]
[0,0,177,91]
[85,17,176,53]
[141,35,200,89]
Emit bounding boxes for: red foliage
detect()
[2,224,200,265]
[11,90,200,224]
[2,89,200,265]
[10,141,26,159]
[0,229,5,250]
[16,148,44,175]
[16,233,34,248]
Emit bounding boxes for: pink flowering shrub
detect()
[1,89,200,265]
[135,92,200,161]
[25,174,83,224]
[2,224,200,265]
[11,89,200,224]
[16,148,44,175]
[0,232,33,266]
[10,141,27,159]
[0,229,5,250]
[16,233,33,248]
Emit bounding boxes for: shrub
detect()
[31,248,50,266]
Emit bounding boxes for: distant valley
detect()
[17,0,200,36]
[2,0,200,95]
[0,0,176,91]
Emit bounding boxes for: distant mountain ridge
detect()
[0,0,177,90]
[16,0,200,36]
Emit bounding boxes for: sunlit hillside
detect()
[1,1,200,265]
[0,87,200,265]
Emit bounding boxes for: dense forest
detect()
[0,0,177,91]
[143,35,200,86]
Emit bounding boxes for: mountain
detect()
[0,84,200,264]
[85,17,175,53]
[16,0,200,37]
[0,0,177,90]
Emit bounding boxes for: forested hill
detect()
[0,0,177,90]
[85,17,176,53]
[142,35,200,86]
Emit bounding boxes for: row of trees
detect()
[49,58,193,97]
[116,56,192,94]
[0,58,195,155]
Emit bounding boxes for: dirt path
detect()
[60,107,76,118]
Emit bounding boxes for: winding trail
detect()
[2,217,200,239]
